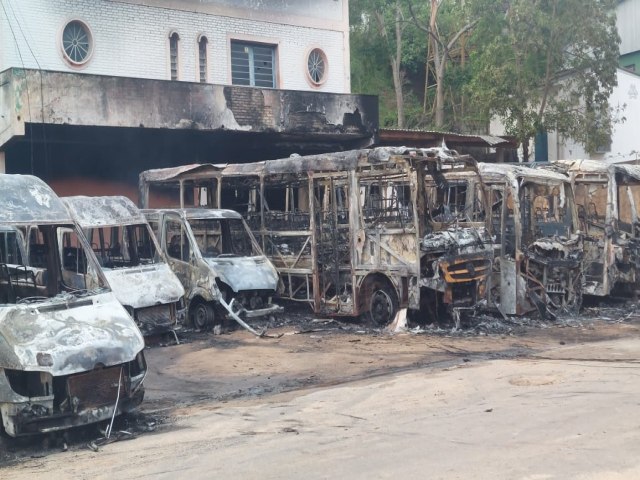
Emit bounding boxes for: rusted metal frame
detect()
[604,174,618,295]
[259,173,266,249]
[523,258,555,306]
[309,172,321,314]
[388,157,421,307]
[263,232,311,268]
[625,184,639,225]
[216,175,222,208]
[262,227,313,303]
[290,235,312,270]
[283,272,312,302]
[139,181,149,209]
[349,170,361,315]
[509,183,523,256]
[365,234,414,267]
[141,174,214,209]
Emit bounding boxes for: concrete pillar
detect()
[0,151,5,173]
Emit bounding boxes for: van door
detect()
[163,214,192,291]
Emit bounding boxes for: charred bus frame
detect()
[140,147,493,325]
[548,160,640,297]
[478,164,583,318]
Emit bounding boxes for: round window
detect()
[307,48,327,85]
[62,20,93,65]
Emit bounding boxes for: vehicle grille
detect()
[546,283,565,294]
[136,304,173,326]
[67,366,123,409]
[442,258,491,283]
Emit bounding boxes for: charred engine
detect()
[420,227,492,312]
[523,235,583,317]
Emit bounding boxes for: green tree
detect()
[467,0,620,160]
[350,0,425,128]
[408,0,477,129]
[351,0,481,131]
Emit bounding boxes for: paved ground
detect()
[2,308,640,479]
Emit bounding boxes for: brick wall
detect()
[0,0,349,93]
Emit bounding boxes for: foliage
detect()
[350,0,427,128]
[465,0,620,157]
[350,0,621,157]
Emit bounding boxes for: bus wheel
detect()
[367,283,398,327]
[191,302,215,330]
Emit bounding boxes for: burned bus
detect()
[478,164,583,318]
[139,148,493,325]
[0,175,146,437]
[420,154,493,322]
[547,160,640,297]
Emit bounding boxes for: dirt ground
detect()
[2,304,640,479]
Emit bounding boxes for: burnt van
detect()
[62,196,185,336]
[144,208,282,329]
[0,175,146,437]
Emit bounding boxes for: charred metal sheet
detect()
[0,175,72,225]
[421,227,492,254]
[101,264,184,310]
[0,292,144,375]
[204,256,278,293]
[62,196,147,228]
[139,163,225,184]
[183,208,243,221]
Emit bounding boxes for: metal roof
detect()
[142,208,242,220]
[378,129,518,148]
[0,174,72,225]
[479,163,570,183]
[139,163,224,184]
[140,147,474,186]
[551,159,640,181]
[62,196,147,228]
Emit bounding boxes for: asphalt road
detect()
[2,315,640,479]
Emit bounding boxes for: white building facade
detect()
[0,0,378,194]
[547,68,640,163]
[1,0,350,93]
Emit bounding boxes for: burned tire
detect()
[190,302,215,329]
[363,280,399,327]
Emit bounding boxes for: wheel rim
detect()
[370,289,394,325]
[193,304,208,328]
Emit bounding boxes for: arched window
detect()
[169,32,180,80]
[198,36,208,83]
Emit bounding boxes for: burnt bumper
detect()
[0,356,146,437]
